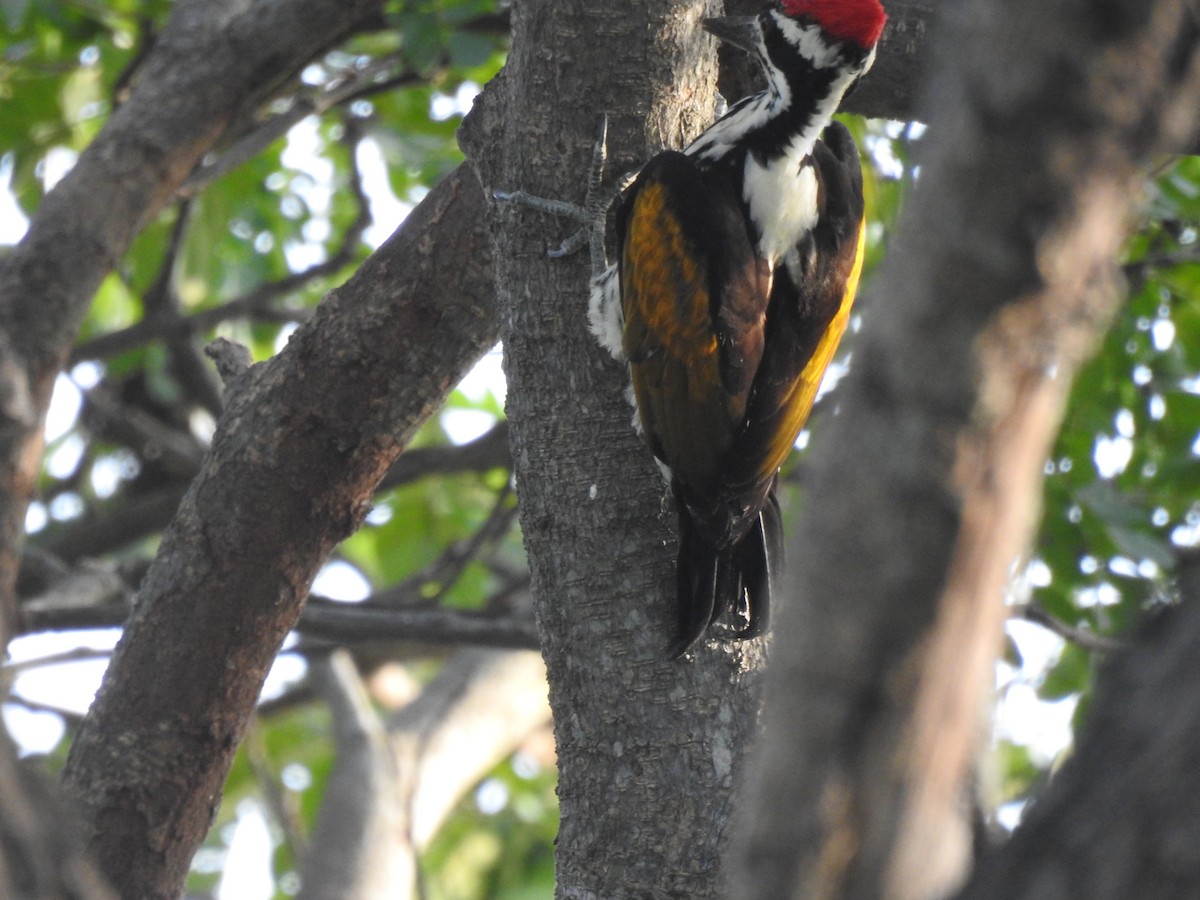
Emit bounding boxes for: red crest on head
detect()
[780,0,887,50]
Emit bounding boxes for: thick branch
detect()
[0,0,384,633]
[958,551,1200,898]
[60,163,497,900]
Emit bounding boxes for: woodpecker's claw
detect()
[492,189,594,258]
[547,229,591,259]
[493,114,637,276]
[492,190,590,223]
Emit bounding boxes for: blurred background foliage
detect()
[2,0,1200,895]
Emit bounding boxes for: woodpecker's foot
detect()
[490,191,590,224]
[491,191,593,258]
[493,115,634,272]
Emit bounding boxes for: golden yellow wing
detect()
[616,151,770,505]
[719,122,868,504]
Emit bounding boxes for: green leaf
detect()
[1039,642,1089,701]
[447,30,496,69]
[1104,523,1175,570]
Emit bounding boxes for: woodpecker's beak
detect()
[702,16,761,56]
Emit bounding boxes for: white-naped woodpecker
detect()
[498,0,886,657]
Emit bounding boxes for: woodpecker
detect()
[500,0,885,656]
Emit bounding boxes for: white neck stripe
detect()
[772,14,842,70]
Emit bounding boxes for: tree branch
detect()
[387,648,551,850]
[296,650,403,900]
[296,647,550,899]
[300,597,537,651]
[1017,603,1124,655]
[59,160,497,899]
[957,549,1200,898]
[0,0,385,629]
[377,421,511,491]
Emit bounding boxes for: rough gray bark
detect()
[730,2,1200,899]
[59,164,497,900]
[462,1,779,896]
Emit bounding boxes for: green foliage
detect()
[422,750,559,899]
[8,0,1200,889]
[3,1,554,897]
[996,155,1200,808]
[1034,160,1200,642]
[1,0,161,209]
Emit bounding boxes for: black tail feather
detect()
[738,493,783,641]
[671,510,719,658]
[669,491,783,657]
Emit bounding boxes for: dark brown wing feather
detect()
[616,127,865,656]
[617,151,770,502]
[719,121,867,507]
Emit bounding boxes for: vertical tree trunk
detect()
[463,1,769,895]
[730,2,1200,899]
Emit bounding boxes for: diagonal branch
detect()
[0,0,386,634]
[59,160,497,900]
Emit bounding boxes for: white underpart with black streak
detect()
[687,16,873,265]
[738,63,865,263]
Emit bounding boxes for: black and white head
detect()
[704,0,887,77]
[688,0,887,165]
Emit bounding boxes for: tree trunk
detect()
[730,2,1200,898]
[462,1,773,895]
